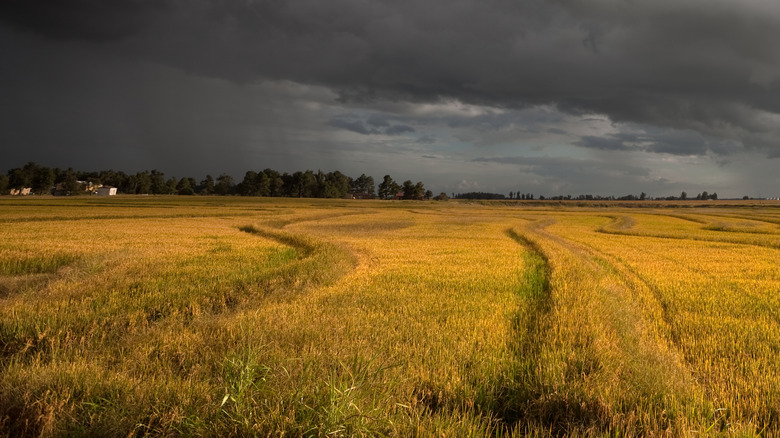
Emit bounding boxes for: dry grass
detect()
[1,197,779,436]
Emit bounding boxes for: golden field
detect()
[1,196,779,436]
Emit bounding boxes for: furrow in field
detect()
[598,214,780,250]
[260,210,374,229]
[237,224,359,297]
[541,212,780,434]
[506,218,700,434]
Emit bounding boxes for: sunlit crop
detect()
[1,197,778,436]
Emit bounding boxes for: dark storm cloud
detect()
[577,135,632,151]
[3,0,780,157]
[0,0,166,40]
[327,115,414,136]
[576,128,710,155]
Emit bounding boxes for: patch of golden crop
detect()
[3,198,779,436]
[0,198,533,436]
[544,209,780,435]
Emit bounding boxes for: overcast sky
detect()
[3,0,780,198]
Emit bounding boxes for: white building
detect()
[9,187,32,195]
[96,186,117,196]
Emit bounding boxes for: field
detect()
[1,196,779,437]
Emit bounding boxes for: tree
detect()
[32,165,55,195]
[255,171,271,197]
[165,177,178,194]
[7,167,32,190]
[98,169,128,190]
[351,173,375,195]
[177,177,194,195]
[680,191,688,200]
[289,170,317,197]
[215,173,234,195]
[323,171,351,198]
[424,189,433,200]
[434,192,449,201]
[700,191,709,200]
[378,175,401,199]
[239,171,259,196]
[199,175,215,195]
[149,170,167,195]
[62,168,81,194]
[263,169,284,197]
[402,180,425,200]
[0,174,9,194]
[132,171,152,194]
[639,192,647,200]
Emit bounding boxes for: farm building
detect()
[96,186,117,196]
[9,187,32,196]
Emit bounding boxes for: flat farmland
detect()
[1,197,779,436]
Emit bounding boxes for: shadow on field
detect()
[489,228,611,436]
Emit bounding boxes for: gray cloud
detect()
[3,0,780,157]
[472,155,666,195]
[576,129,710,155]
[3,0,780,197]
[327,115,414,136]
[0,0,166,40]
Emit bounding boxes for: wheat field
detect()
[1,196,778,436]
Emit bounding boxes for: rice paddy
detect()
[1,196,779,436]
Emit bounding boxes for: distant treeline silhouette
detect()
[2,162,433,199]
[4,162,728,200]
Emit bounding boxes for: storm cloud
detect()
[2,0,780,196]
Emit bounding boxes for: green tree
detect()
[289,170,317,197]
[0,174,9,194]
[680,191,688,200]
[263,169,284,197]
[199,175,215,195]
[8,167,31,190]
[177,177,194,195]
[98,169,128,190]
[323,171,351,198]
[129,171,152,194]
[216,173,234,195]
[378,175,401,200]
[62,168,81,194]
[165,177,178,194]
[149,170,167,194]
[402,180,425,200]
[32,165,55,195]
[239,171,259,196]
[256,171,271,196]
[413,182,425,200]
[351,173,375,195]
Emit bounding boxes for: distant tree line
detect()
[530,191,720,201]
[453,192,508,200]
[3,162,733,201]
[455,190,726,201]
[2,162,432,200]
